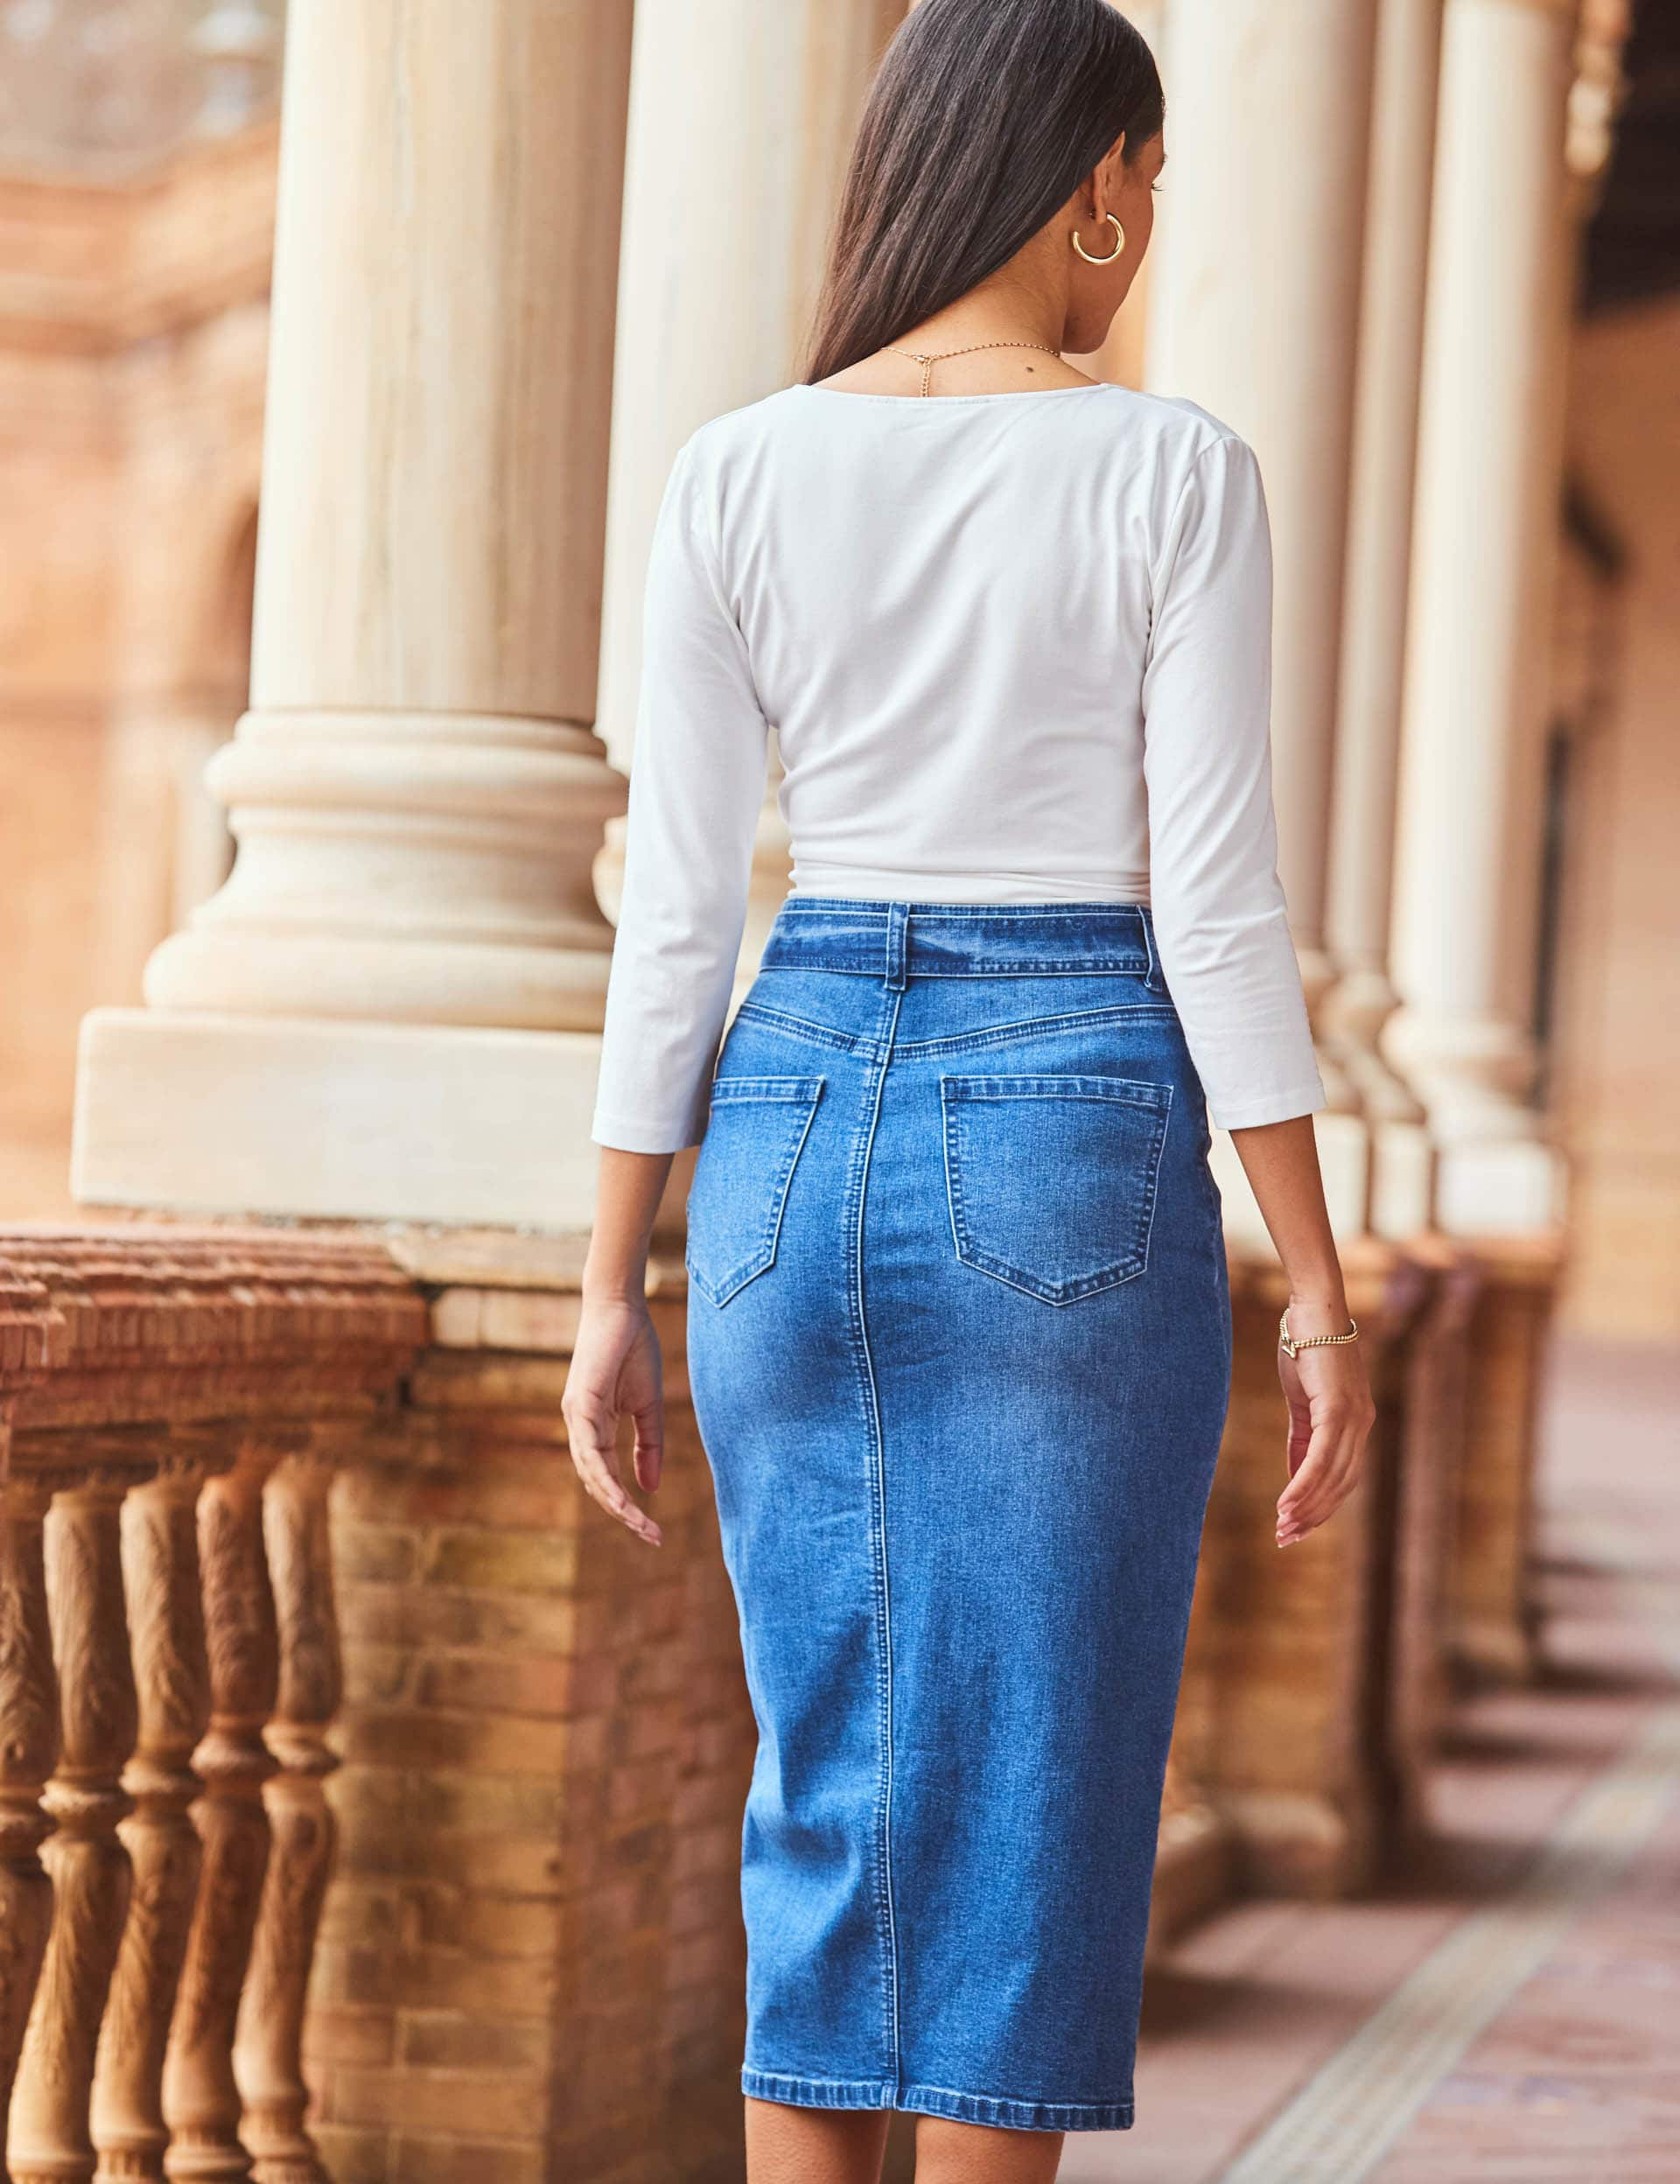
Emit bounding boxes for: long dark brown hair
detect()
[806,0,1164,382]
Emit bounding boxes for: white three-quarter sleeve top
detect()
[589,379,1326,1152]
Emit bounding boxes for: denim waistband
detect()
[759,896,1166,994]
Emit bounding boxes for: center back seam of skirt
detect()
[854,979,905,2091]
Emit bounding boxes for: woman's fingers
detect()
[630,1390,664,1495]
[1276,1425,1339,1543]
[1280,1421,1358,1530]
[1277,1391,1374,1545]
[1278,1454,1348,1542]
[564,1390,663,1547]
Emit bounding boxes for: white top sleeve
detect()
[1141,433,1327,1131]
[589,441,770,1153]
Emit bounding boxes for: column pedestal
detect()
[1436,1141,1566,1239]
[75,1016,623,1230]
[1372,1119,1439,1240]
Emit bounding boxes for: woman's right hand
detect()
[1273,1312,1376,1549]
[1226,1115,1378,1550]
[561,1292,667,1548]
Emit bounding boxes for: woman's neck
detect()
[894,262,1068,360]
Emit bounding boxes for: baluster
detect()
[162,1434,289,2183]
[91,1431,228,2184]
[0,1460,60,2175]
[235,1431,345,2184]
[10,1451,145,2184]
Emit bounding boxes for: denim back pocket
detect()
[685,1075,825,1307]
[940,1073,1172,1305]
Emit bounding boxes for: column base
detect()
[72,1009,676,1230]
[1437,1136,1566,1235]
[1372,1116,1438,1236]
[1316,1108,1374,1236]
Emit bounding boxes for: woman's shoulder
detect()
[1083,391,1268,532]
[1068,384,1253,464]
[672,386,812,473]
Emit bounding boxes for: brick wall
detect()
[306,1297,755,2184]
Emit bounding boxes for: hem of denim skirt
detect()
[740,2068,1135,2132]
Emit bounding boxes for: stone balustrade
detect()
[1446,1236,1564,1685]
[1151,1231,1514,1921]
[0,1217,1547,2179]
[1166,1242,1432,1901]
[0,1229,424,2184]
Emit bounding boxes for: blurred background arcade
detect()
[0,3,1676,2180]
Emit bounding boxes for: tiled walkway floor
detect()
[1059,1335,1680,2184]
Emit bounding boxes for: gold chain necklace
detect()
[884,339,1064,398]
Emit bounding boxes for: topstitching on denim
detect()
[894,1003,1179,1059]
[760,956,1157,980]
[843,976,906,2087]
[939,1074,1173,1303]
[738,2066,1136,2133]
[773,897,1155,921]
[683,1078,824,1307]
[731,1002,868,1056]
[734,995,1180,1063]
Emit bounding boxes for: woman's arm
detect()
[564,429,771,1546]
[1141,428,1373,1543]
[587,437,771,1154]
[1229,1117,1376,1546]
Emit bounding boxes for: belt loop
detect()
[1139,906,1166,994]
[884,901,909,991]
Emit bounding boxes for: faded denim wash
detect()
[684,899,1234,2133]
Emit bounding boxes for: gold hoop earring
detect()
[1071,213,1125,266]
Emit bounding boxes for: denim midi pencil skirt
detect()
[683,898,1234,2133]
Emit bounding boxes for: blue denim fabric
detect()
[684,899,1234,2132]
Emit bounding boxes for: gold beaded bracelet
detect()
[1278,1308,1360,1360]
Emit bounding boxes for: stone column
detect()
[592,0,905,992]
[1321,0,1445,1239]
[1385,0,1577,1236]
[1144,0,1382,1234]
[74,0,637,1229]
